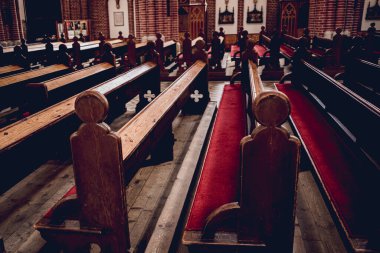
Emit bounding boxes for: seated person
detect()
[13,45,30,69]
[118,31,124,40]
[57,44,73,68]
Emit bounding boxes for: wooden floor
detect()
[0,81,347,253]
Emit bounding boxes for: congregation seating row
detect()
[183,60,301,252]
[0,39,177,117]
[256,33,336,68]
[276,59,380,252]
[34,60,209,253]
[0,38,177,74]
[0,64,72,111]
[0,64,27,77]
[0,61,160,193]
[336,57,380,108]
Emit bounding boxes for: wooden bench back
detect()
[262,34,271,47]
[293,60,380,169]
[283,34,300,49]
[312,36,333,50]
[345,58,380,92]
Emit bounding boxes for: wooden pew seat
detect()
[276,82,380,252]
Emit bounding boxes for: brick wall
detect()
[309,0,364,37]
[0,0,22,42]
[266,0,278,34]
[134,0,178,42]
[206,0,215,41]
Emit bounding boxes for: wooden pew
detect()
[0,65,25,78]
[175,37,203,72]
[0,64,71,110]
[309,36,334,66]
[175,36,203,70]
[254,34,271,64]
[24,62,116,114]
[336,58,380,108]
[280,34,300,61]
[0,62,160,194]
[310,36,333,56]
[1,40,122,66]
[183,60,300,252]
[276,59,380,253]
[34,60,209,253]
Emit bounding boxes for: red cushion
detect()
[44,186,77,218]
[280,45,295,57]
[185,84,247,231]
[276,83,380,238]
[254,45,269,57]
[230,45,240,58]
[309,48,326,57]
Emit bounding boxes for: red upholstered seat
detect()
[276,83,380,238]
[185,84,247,231]
[280,45,295,58]
[309,48,326,57]
[230,45,240,58]
[178,54,183,60]
[44,186,77,218]
[254,44,269,58]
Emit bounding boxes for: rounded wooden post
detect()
[71,90,130,252]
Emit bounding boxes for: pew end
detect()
[35,90,130,253]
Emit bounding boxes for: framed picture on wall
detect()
[61,20,90,40]
[247,2,263,23]
[114,12,124,26]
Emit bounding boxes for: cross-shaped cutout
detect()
[168,55,174,61]
[144,90,156,102]
[190,90,203,103]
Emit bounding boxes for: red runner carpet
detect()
[186,84,246,230]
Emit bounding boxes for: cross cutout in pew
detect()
[144,90,156,102]
[168,54,174,61]
[190,90,203,103]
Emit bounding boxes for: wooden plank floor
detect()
[0,81,347,253]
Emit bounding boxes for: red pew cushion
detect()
[309,48,326,57]
[44,186,77,218]
[254,44,269,58]
[185,84,247,231]
[230,45,240,58]
[280,45,295,58]
[276,83,380,238]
